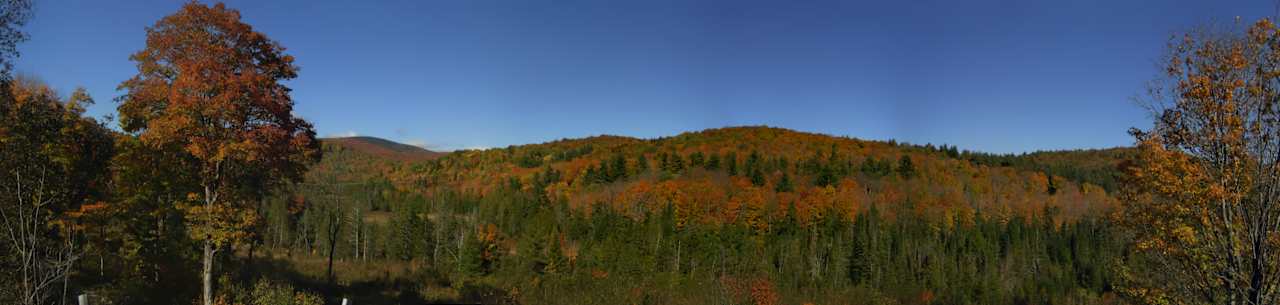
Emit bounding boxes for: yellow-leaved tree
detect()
[1121,18,1280,305]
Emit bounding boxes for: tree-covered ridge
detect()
[321,137,443,162]
[962,147,1134,193]
[380,126,1118,225]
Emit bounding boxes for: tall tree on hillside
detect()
[611,154,628,180]
[776,172,794,193]
[726,152,739,176]
[707,153,721,170]
[896,155,915,179]
[637,154,649,173]
[116,3,320,305]
[1121,19,1280,305]
[750,168,766,187]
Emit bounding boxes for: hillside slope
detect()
[321,136,444,162]
[361,126,1125,225]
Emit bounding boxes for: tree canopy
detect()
[1121,18,1280,305]
[116,3,320,305]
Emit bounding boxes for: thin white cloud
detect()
[404,139,432,149]
[326,130,359,138]
[393,137,491,152]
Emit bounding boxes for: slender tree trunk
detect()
[326,213,340,287]
[61,266,67,305]
[201,184,217,305]
[201,239,214,305]
[675,238,681,274]
[248,242,255,266]
[156,212,165,284]
[327,232,337,285]
[432,223,440,266]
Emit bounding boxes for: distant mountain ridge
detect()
[320,136,444,161]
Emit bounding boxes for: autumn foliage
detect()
[0,1,1145,304]
[116,3,319,305]
[1120,18,1280,305]
[371,126,1118,228]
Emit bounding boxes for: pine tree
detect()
[860,157,885,177]
[611,154,628,181]
[596,160,611,183]
[658,152,669,172]
[726,152,739,176]
[671,153,685,173]
[750,168,766,187]
[637,154,649,173]
[896,155,915,179]
[848,237,870,285]
[776,172,794,192]
[816,165,836,187]
[747,150,762,173]
[584,165,600,185]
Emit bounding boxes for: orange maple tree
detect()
[117,3,319,305]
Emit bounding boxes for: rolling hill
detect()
[320,136,444,162]
[323,126,1131,224]
[292,126,1135,304]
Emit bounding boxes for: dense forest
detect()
[230,127,1127,304]
[8,1,1280,305]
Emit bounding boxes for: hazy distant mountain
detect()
[320,136,444,162]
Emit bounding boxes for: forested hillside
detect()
[322,137,444,162]
[256,126,1129,304]
[377,126,1119,223]
[964,148,1134,193]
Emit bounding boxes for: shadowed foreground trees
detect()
[1121,18,1280,305]
[0,78,114,305]
[0,0,32,76]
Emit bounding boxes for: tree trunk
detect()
[326,212,340,287]
[432,217,440,266]
[200,183,219,305]
[201,239,214,305]
[327,233,337,286]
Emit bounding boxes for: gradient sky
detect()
[13,0,1278,153]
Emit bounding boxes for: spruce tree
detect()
[611,154,627,181]
[637,154,649,172]
[726,152,739,176]
[896,155,915,179]
[776,172,794,192]
[750,167,766,187]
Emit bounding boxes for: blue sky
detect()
[13,0,1277,153]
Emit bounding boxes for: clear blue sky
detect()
[13,0,1277,153]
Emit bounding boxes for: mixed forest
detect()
[7,1,1280,305]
